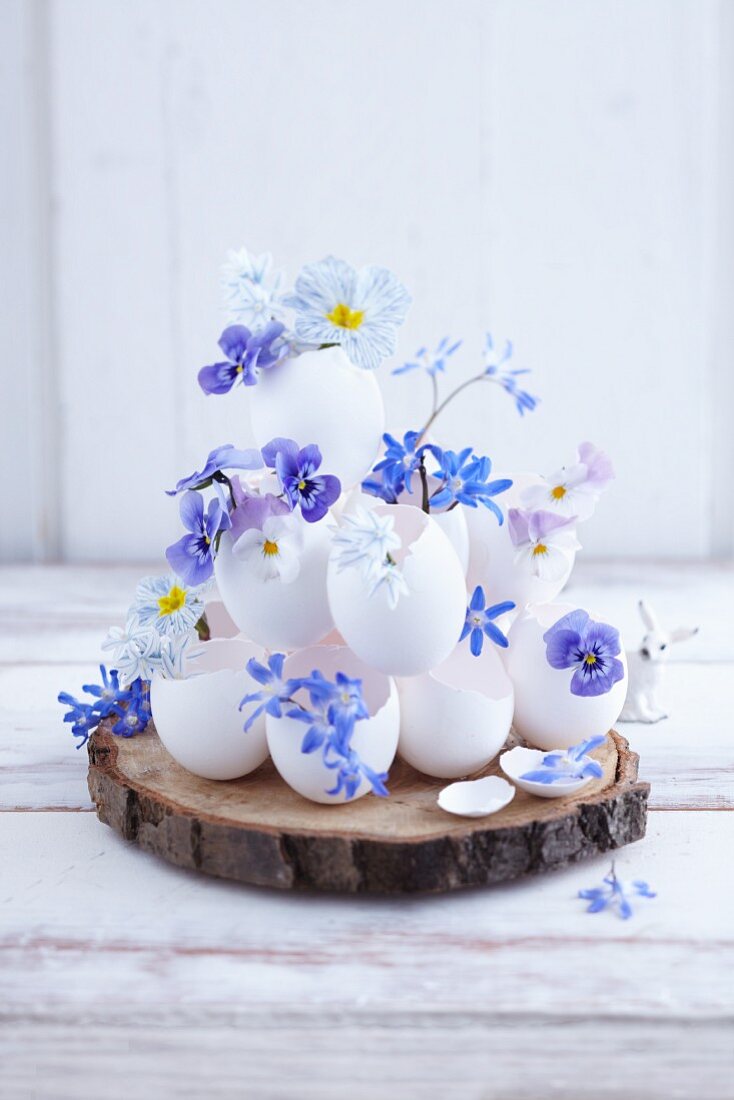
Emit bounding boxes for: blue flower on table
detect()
[58,693,97,748]
[460,586,516,656]
[80,665,127,719]
[579,864,656,920]
[239,653,304,733]
[166,444,263,496]
[165,490,231,586]
[543,610,625,698]
[220,247,287,329]
[430,450,512,520]
[392,336,463,377]
[283,256,411,371]
[198,322,289,395]
[261,437,341,523]
[520,734,606,784]
[483,333,539,416]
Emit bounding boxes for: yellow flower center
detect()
[532,543,548,557]
[262,539,280,557]
[584,653,597,665]
[158,585,187,616]
[298,480,307,491]
[326,302,364,330]
[551,485,567,500]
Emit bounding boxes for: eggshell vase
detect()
[214,522,334,651]
[464,472,577,608]
[327,504,467,677]
[500,744,598,799]
[248,346,385,491]
[397,643,514,778]
[505,603,628,750]
[265,645,400,805]
[150,638,268,781]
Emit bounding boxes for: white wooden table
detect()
[2,562,733,1099]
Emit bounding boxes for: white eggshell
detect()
[505,603,628,750]
[150,638,268,781]
[437,775,515,817]
[214,523,334,651]
[327,504,467,676]
[500,744,599,799]
[266,645,400,805]
[397,643,514,778]
[465,472,577,609]
[202,598,239,639]
[345,482,469,574]
[248,346,385,491]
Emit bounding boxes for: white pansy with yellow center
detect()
[520,462,597,520]
[284,255,411,371]
[508,508,582,583]
[232,513,304,583]
[133,574,205,636]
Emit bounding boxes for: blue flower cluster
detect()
[58,665,151,749]
[165,438,341,585]
[579,864,656,920]
[363,432,512,523]
[239,655,389,800]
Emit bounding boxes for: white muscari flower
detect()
[157,633,202,680]
[102,618,166,686]
[330,506,401,579]
[133,574,205,636]
[232,513,304,583]
[367,558,410,610]
[221,247,287,330]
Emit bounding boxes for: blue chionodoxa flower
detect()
[240,660,389,800]
[283,255,411,371]
[483,333,539,416]
[198,322,289,394]
[166,444,263,496]
[58,666,151,749]
[430,450,512,519]
[362,430,423,502]
[392,336,463,376]
[165,489,231,586]
[520,734,606,784]
[543,609,625,697]
[578,863,656,920]
[261,437,341,523]
[460,586,516,656]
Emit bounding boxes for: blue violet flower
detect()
[261,437,341,523]
[198,322,288,394]
[165,489,231,586]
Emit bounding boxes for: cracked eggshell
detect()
[214,522,334,651]
[266,645,400,804]
[344,481,469,574]
[505,602,627,750]
[437,775,515,817]
[327,504,467,676]
[500,744,598,799]
[150,638,268,780]
[248,346,385,491]
[397,643,514,778]
[465,472,577,609]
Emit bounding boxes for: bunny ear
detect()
[638,599,661,632]
[670,626,699,643]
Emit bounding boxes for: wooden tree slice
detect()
[87,724,648,894]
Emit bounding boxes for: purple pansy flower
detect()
[543,609,625,697]
[460,585,516,656]
[165,490,231,585]
[198,322,288,394]
[166,444,263,496]
[262,437,341,523]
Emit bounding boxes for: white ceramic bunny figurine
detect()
[618,600,698,723]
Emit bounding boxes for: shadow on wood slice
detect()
[87,723,649,894]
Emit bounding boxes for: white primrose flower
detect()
[508,508,581,582]
[331,506,401,580]
[133,574,205,636]
[102,618,167,686]
[232,513,304,583]
[157,633,202,680]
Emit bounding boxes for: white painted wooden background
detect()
[3,0,734,563]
